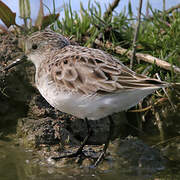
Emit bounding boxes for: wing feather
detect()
[46,45,166,95]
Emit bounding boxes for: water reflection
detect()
[0,140,30,180]
[1,136,180,180]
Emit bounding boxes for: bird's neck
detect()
[28,50,50,70]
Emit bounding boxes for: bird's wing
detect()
[48,45,166,95]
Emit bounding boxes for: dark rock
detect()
[115,136,169,174]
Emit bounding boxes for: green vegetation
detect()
[55,1,180,82]
[1,0,180,80]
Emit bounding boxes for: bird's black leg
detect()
[94,115,114,167]
[52,118,92,160]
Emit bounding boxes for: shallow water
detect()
[1,135,180,180]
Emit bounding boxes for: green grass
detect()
[52,1,180,83]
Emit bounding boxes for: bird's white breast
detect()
[35,71,160,120]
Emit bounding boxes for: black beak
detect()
[4,55,27,72]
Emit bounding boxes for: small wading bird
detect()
[5,29,169,166]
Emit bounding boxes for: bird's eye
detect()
[32,44,38,50]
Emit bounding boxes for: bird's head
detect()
[18,29,70,68]
[24,29,70,53]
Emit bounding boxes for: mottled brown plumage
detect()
[23,29,168,120]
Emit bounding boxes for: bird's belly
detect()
[38,86,98,119]
[36,80,107,120]
[37,78,158,120]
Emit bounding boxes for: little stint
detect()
[6,29,169,166]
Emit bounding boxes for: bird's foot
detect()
[52,118,94,163]
[93,151,106,167]
[51,147,86,160]
[51,147,107,167]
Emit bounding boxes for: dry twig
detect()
[129,98,168,113]
[103,0,121,19]
[163,0,166,12]
[143,3,180,22]
[156,73,176,111]
[94,39,180,74]
[130,0,143,69]
[165,3,180,14]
